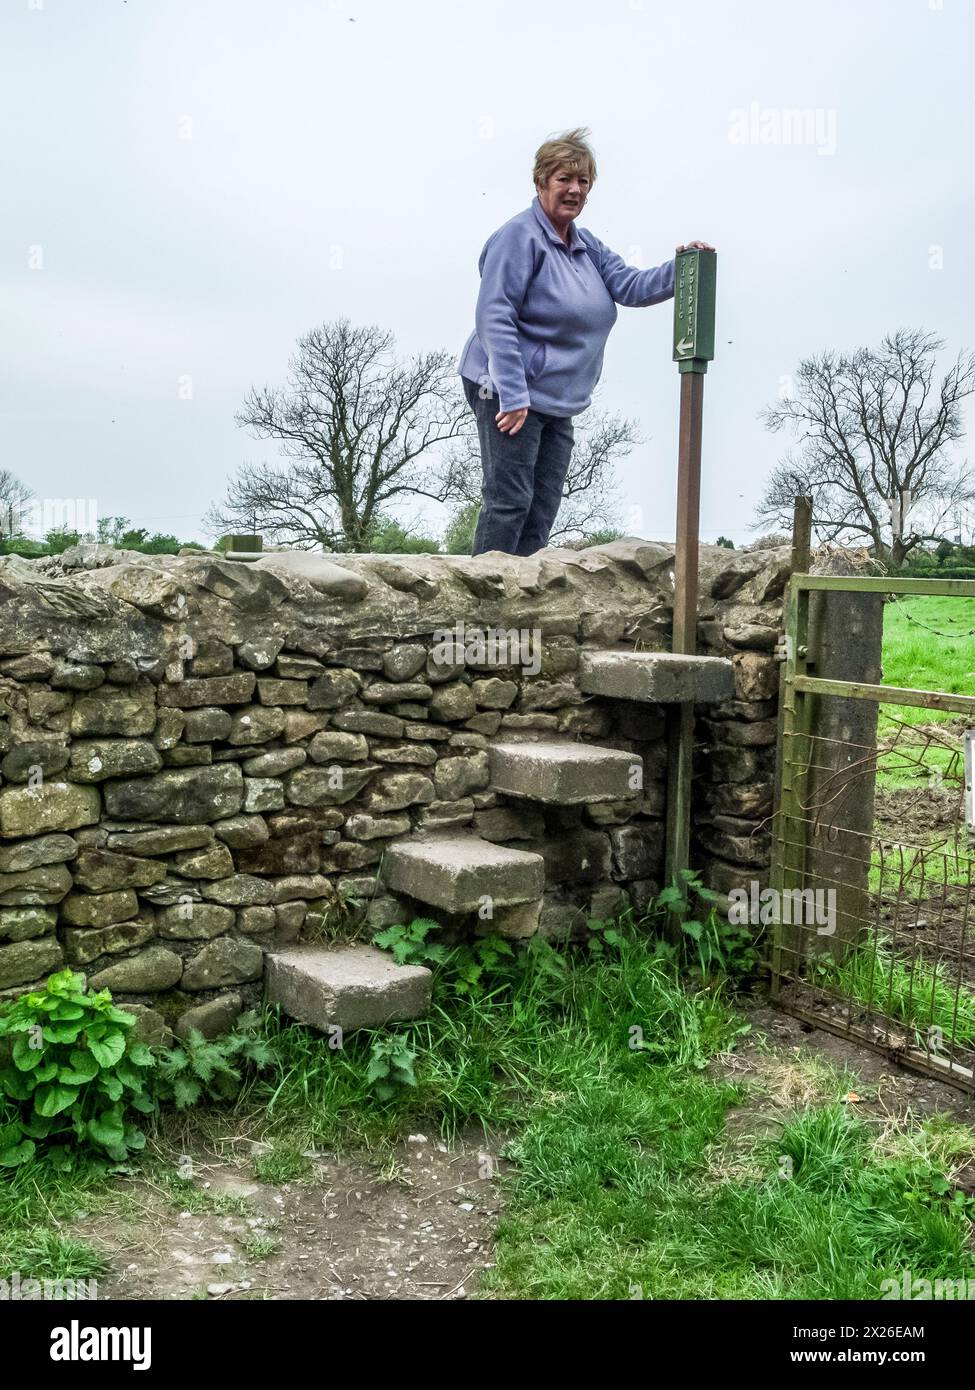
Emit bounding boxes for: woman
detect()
[458,127,714,557]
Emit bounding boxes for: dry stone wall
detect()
[0,538,790,1039]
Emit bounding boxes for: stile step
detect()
[578,650,735,703]
[488,740,641,804]
[265,944,431,1033]
[381,835,544,912]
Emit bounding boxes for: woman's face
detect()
[536,164,590,224]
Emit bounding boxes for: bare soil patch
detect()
[73,1131,504,1301]
[728,1003,975,1122]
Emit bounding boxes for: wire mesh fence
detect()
[770,576,975,1092]
[771,725,975,1089]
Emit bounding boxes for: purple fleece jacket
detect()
[458,195,675,417]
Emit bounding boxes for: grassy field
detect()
[880,594,975,724]
[881,595,975,696]
[876,594,975,799]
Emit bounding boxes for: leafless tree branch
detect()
[757,330,975,566]
[207,319,474,551]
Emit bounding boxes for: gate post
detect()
[771,532,885,992]
[770,510,812,996]
[803,574,884,961]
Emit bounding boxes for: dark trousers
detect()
[462,376,575,557]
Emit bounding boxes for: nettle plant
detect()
[365,1035,417,1101]
[655,869,761,984]
[373,918,519,997]
[152,1011,277,1109]
[0,969,156,1170]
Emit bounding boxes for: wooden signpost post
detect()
[664,248,718,890]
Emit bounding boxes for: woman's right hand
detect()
[496,408,528,435]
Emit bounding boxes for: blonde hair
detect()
[533,127,597,189]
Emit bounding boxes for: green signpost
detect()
[672,247,717,372]
[664,247,718,893]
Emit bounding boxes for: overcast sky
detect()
[2,0,972,547]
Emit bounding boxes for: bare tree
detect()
[0,469,34,538]
[757,330,975,568]
[442,406,636,547]
[207,320,471,551]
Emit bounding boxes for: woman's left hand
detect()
[496,408,528,435]
[676,239,715,252]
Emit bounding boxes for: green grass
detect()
[160,1174,252,1217]
[875,598,974,891]
[246,935,741,1149]
[881,595,975,726]
[0,1160,110,1283]
[816,937,975,1048]
[868,831,973,893]
[253,1143,311,1185]
[240,1233,278,1260]
[0,1226,107,1284]
[483,1080,975,1300]
[875,739,962,792]
[879,596,975,787]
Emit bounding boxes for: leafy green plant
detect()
[655,869,761,984]
[447,935,518,997]
[373,918,448,967]
[151,1010,277,1109]
[585,915,627,959]
[0,969,155,1169]
[901,1169,975,1221]
[365,1036,417,1100]
[373,919,519,998]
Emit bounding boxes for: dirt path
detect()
[76,1131,503,1301]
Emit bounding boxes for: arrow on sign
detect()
[675,336,694,355]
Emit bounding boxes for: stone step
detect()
[265,944,432,1033]
[381,835,544,912]
[578,650,735,704]
[487,740,640,804]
